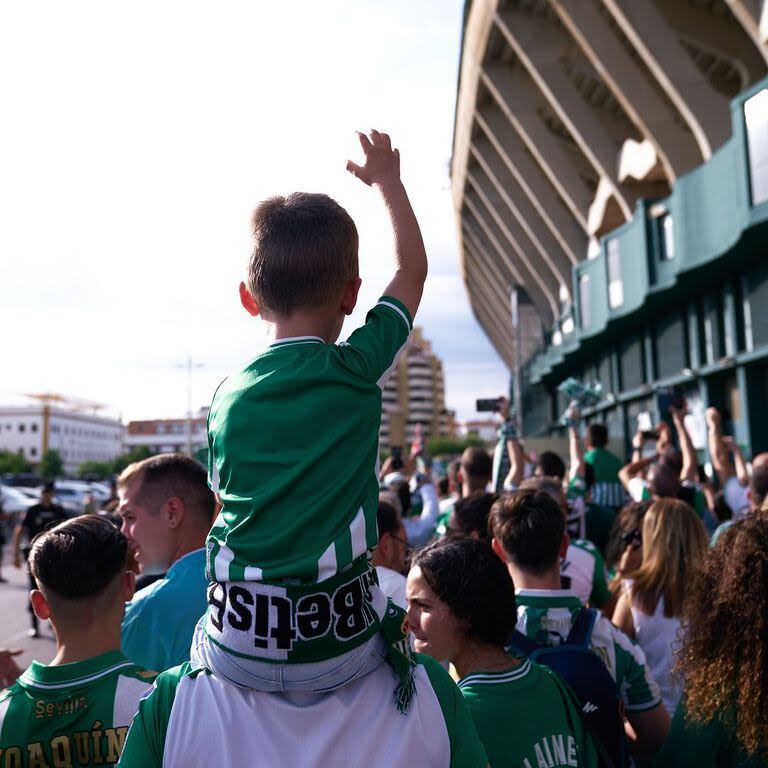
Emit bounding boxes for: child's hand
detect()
[346,130,400,188]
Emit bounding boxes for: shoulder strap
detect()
[506,629,540,658]
[566,607,597,648]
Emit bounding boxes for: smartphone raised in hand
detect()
[476,398,501,413]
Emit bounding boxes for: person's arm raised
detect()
[346,130,427,320]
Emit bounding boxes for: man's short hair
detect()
[29,515,128,600]
[248,193,359,316]
[536,451,566,480]
[118,454,215,523]
[750,466,768,508]
[587,423,608,448]
[460,447,492,481]
[377,499,402,538]
[448,492,497,542]
[648,462,681,499]
[489,490,565,576]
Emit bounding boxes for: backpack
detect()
[507,607,629,768]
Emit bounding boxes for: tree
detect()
[77,461,114,480]
[427,435,486,457]
[39,449,64,479]
[111,446,153,475]
[0,450,32,475]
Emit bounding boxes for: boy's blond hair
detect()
[248,192,359,316]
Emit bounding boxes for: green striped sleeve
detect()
[419,655,489,768]
[338,296,413,385]
[117,664,192,768]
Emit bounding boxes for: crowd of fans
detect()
[2,130,768,767]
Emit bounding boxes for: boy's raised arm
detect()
[347,130,428,320]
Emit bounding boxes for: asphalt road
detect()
[0,544,56,671]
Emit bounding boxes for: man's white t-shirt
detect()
[119,657,487,768]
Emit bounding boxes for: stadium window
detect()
[579,274,591,329]
[607,239,623,308]
[745,88,768,206]
[661,215,674,260]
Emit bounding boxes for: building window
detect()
[745,88,768,206]
[30,447,37,457]
[661,215,674,260]
[579,275,591,329]
[31,423,38,433]
[18,424,25,433]
[607,239,623,308]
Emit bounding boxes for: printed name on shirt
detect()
[1,721,127,767]
[34,696,87,719]
[523,733,579,768]
[207,570,378,651]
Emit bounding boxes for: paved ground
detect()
[0,544,56,670]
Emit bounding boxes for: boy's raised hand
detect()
[346,130,400,188]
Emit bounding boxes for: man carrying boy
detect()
[0,515,156,765]
[119,131,487,767]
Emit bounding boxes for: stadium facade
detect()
[452,0,768,456]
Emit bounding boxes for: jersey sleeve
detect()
[588,548,611,609]
[337,296,412,387]
[609,625,662,712]
[117,664,188,768]
[419,655,489,768]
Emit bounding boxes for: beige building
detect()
[452,0,768,371]
[379,328,456,451]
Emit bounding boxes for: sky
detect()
[0,1,510,423]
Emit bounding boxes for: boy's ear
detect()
[491,537,508,563]
[560,531,570,560]
[340,277,362,316]
[239,282,261,317]
[30,589,51,621]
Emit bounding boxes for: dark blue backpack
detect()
[507,607,629,768]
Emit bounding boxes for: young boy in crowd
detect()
[0,516,156,765]
[193,130,428,705]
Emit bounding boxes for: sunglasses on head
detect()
[621,527,642,547]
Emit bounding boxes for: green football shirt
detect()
[0,651,156,767]
[583,447,625,509]
[206,296,412,584]
[459,659,598,768]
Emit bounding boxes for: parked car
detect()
[0,484,38,527]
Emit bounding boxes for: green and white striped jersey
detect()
[583,448,625,508]
[561,539,611,609]
[0,651,156,767]
[118,655,487,768]
[206,296,412,584]
[459,659,598,768]
[515,589,661,712]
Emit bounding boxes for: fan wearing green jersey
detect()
[194,130,430,709]
[489,490,670,761]
[0,516,157,766]
[407,537,597,768]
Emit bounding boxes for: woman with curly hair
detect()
[612,498,708,715]
[656,513,768,766]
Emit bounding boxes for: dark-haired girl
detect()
[407,537,597,768]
